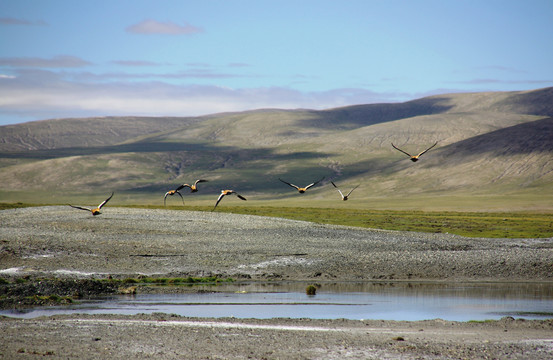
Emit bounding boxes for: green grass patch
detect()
[25,294,74,305]
[2,203,552,238]
[189,205,553,238]
[510,312,553,317]
[0,202,43,211]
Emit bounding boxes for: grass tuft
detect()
[306,285,317,295]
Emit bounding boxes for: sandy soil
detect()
[1,206,552,359]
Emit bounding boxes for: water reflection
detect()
[3,282,552,322]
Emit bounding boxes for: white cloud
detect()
[126,19,203,35]
[5,67,548,126]
[0,69,409,124]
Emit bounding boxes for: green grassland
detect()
[165,205,553,239]
[4,201,548,239]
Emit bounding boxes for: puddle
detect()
[2,282,552,322]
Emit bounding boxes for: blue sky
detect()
[1,0,552,125]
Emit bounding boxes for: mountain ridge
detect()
[1,87,552,210]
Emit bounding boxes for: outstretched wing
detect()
[235,193,247,201]
[69,204,92,212]
[305,176,325,190]
[279,178,300,190]
[391,143,413,157]
[176,184,189,191]
[98,192,114,209]
[194,179,208,186]
[175,191,184,205]
[416,141,438,157]
[346,184,360,197]
[331,181,345,198]
[213,192,226,210]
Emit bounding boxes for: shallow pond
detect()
[3,282,552,322]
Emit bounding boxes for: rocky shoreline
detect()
[1,206,552,359]
[2,313,552,359]
[2,206,552,282]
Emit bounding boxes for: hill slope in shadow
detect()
[1,87,552,210]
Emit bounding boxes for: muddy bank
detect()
[0,279,120,309]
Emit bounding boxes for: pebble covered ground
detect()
[1,206,552,281]
[1,206,552,359]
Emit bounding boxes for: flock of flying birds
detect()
[68,142,438,216]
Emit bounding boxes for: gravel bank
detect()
[1,206,552,281]
[1,206,552,359]
[2,314,552,359]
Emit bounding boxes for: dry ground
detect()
[1,206,552,359]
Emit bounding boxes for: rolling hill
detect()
[1,87,552,211]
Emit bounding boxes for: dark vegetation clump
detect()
[0,276,236,309]
[0,278,120,309]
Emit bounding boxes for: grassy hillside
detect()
[0,116,204,151]
[1,87,552,211]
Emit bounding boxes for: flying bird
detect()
[164,186,185,206]
[69,192,114,216]
[279,177,325,193]
[212,190,247,211]
[164,180,208,206]
[331,181,359,201]
[391,142,438,162]
[180,179,208,193]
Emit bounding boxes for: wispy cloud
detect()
[475,66,527,74]
[458,78,553,85]
[0,55,92,68]
[186,62,210,68]
[67,70,241,82]
[0,17,47,26]
[111,60,168,67]
[228,63,252,68]
[0,69,408,124]
[126,19,203,35]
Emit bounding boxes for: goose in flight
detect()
[279,177,325,193]
[331,181,359,201]
[164,186,185,206]
[181,179,208,193]
[69,192,114,216]
[391,142,438,162]
[164,179,208,206]
[212,190,247,211]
